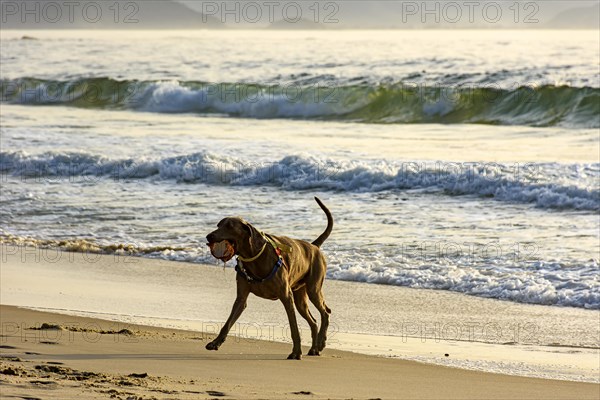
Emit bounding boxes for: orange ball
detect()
[208,240,235,262]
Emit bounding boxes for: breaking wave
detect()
[2,150,598,211]
[2,77,598,128]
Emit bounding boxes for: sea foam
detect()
[1,150,598,211]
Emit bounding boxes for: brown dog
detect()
[205,197,333,359]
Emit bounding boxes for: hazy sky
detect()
[1,0,598,29]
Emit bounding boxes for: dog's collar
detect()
[237,232,289,263]
[237,242,267,263]
[235,232,289,284]
[235,256,283,284]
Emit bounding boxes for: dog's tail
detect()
[312,197,333,248]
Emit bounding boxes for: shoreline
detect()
[1,305,600,400]
[1,245,599,385]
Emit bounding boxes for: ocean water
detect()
[1,30,599,309]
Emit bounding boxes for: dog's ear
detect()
[241,220,253,249]
[241,220,252,238]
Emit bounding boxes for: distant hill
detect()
[546,4,600,29]
[3,0,598,30]
[267,18,327,30]
[0,0,222,29]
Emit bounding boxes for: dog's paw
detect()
[307,348,320,356]
[317,335,327,351]
[287,352,302,360]
[205,340,221,351]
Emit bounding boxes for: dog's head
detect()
[206,217,253,255]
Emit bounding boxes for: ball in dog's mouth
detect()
[207,240,235,262]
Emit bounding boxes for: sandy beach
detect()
[1,247,599,399]
[1,305,599,400]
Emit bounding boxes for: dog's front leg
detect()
[281,288,302,360]
[206,283,249,351]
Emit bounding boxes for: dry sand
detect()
[1,305,599,400]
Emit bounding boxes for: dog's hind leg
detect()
[307,279,330,352]
[293,286,320,356]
